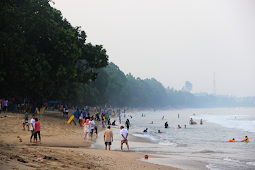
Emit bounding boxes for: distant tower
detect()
[213,72,216,95]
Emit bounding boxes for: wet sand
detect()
[0,109,180,170]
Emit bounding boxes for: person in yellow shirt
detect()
[244,136,249,142]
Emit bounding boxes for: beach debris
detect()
[144,155,148,159]
[37,157,43,161]
[17,136,19,138]
[43,156,58,160]
[17,158,27,163]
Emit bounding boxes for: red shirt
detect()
[35,122,40,132]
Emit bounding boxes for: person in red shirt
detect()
[34,118,41,144]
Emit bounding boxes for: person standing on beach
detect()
[22,110,29,131]
[83,119,90,143]
[34,118,41,144]
[30,114,35,142]
[3,99,8,113]
[125,119,131,130]
[120,126,129,151]
[103,126,113,150]
[89,117,95,140]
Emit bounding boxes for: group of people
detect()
[22,110,41,144]
[83,116,97,143]
[103,125,129,151]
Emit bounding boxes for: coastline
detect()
[0,109,180,170]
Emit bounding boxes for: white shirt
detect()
[89,120,95,130]
[120,129,128,140]
[83,124,90,133]
[30,118,35,130]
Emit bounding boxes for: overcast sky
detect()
[51,0,255,97]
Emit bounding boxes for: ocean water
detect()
[92,107,255,170]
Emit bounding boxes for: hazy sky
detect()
[51,0,255,97]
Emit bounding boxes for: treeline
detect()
[1,1,254,108]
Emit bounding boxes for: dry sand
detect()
[0,110,180,170]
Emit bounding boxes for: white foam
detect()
[132,133,159,141]
[193,113,255,133]
[247,161,255,166]
[206,164,220,170]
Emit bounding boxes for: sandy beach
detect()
[0,109,180,170]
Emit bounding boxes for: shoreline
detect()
[0,110,180,170]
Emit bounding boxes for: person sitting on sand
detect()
[143,128,148,132]
[178,125,181,128]
[112,120,116,125]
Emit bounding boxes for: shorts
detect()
[105,142,111,145]
[90,129,94,134]
[95,126,98,134]
[121,140,128,144]
[23,119,28,125]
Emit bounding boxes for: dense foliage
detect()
[0,0,108,102]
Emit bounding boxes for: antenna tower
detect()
[213,72,216,95]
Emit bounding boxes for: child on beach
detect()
[83,119,90,143]
[22,110,29,131]
[34,118,41,144]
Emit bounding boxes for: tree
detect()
[0,0,108,102]
[185,81,193,92]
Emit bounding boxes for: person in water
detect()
[143,128,148,132]
[158,130,162,133]
[184,125,186,129]
[150,121,153,124]
[200,119,203,125]
[243,136,249,142]
[178,125,181,128]
[164,122,168,128]
[162,116,164,120]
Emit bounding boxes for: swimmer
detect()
[143,128,148,132]
[142,113,143,117]
[150,121,153,124]
[200,119,203,125]
[164,122,168,128]
[178,125,181,128]
[162,116,164,120]
[158,130,161,133]
[242,136,249,142]
[184,125,186,129]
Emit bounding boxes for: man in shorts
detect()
[120,126,129,151]
[103,125,113,150]
[30,114,35,143]
[22,110,29,131]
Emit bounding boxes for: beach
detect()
[0,109,179,170]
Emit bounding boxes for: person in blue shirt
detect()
[143,128,148,132]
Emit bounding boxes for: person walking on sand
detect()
[103,125,113,150]
[125,119,131,130]
[83,119,90,143]
[89,117,95,140]
[34,118,41,144]
[120,126,129,151]
[30,114,35,143]
[22,110,29,131]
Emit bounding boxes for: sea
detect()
[91,107,255,170]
